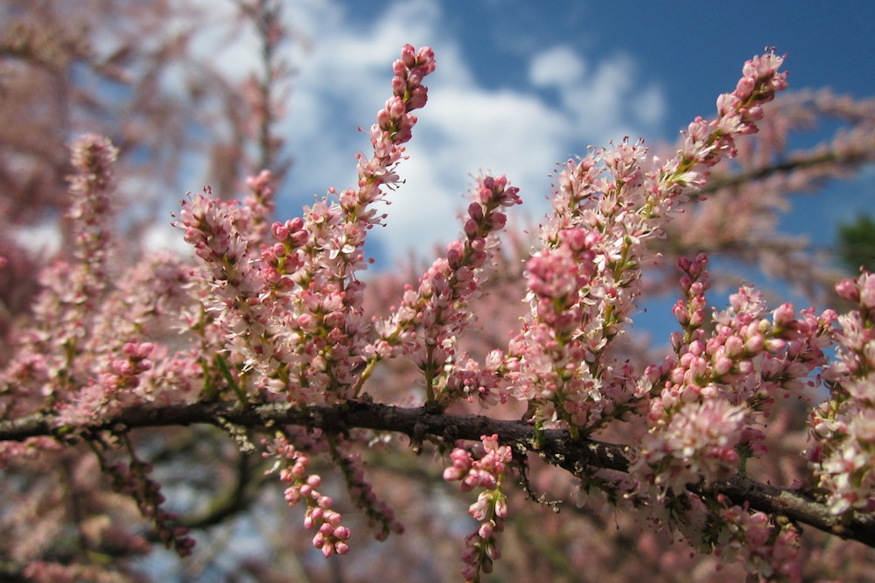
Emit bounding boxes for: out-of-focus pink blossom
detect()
[809,271,875,515]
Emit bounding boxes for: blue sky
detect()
[175,0,875,270]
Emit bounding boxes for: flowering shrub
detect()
[2,8,875,582]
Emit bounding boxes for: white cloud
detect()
[165,0,669,266]
[538,50,666,146]
[630,83,667,128]
[528,46,586,88]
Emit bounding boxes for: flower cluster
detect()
[633,255,834,497]
[10,41,875,582]
[371,175,521,404]
[809,271,875,514]
[264,434,351,557]
[67,133,119,298]
[177,187,284,397]
[1,135,175,431]
[673,52,788,185]
[444,435,511,582]
[9,135,121,404]
[55,341,154,427]
[495,52,789,438]
[176,45,437,404]
[714,504,802,583]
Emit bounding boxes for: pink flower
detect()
[809,271,875,515]
[369,175,520,405]
[264,435,353,556]
[444,435,511,582]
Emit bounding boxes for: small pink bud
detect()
[714,356,733,376]
[443,467,463,481]
[494,497,508,518]
[464,218,479,238]
[836,279,860,301]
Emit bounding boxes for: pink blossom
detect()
[444,435,511,582]
[264,434,352,556]
[809,271,875,515]
[635,255,833,501]
[370,175,520,405]
[6,41,869,582]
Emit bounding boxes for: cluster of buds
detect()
[673,52,788,186]
[264,435,351,557]
[104,342,154,391]
[333,445,404,541]
[715,502,802,583]
[260,217,307,293]
[633,255,834,498]
[243,169,277,242]
[444,435,511,582]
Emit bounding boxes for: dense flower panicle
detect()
[0,135,126,416]
[491,52,790,436]
[633,255,834,499]
[268,44,435,401]
[176,190,292,397]
[0,133,201,569]
[809,271,875,514]
[173,45,437,404]
[369,175,521,405]
[68,134,119,287]
[501,226,630,431]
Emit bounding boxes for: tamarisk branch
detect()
[3,399,874,548]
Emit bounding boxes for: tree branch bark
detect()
[3,399,874,548]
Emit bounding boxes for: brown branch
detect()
[694,147,873,199]
[3,399,875,548]
[181,449,267,530]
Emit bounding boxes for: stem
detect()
[5,399,874,548]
